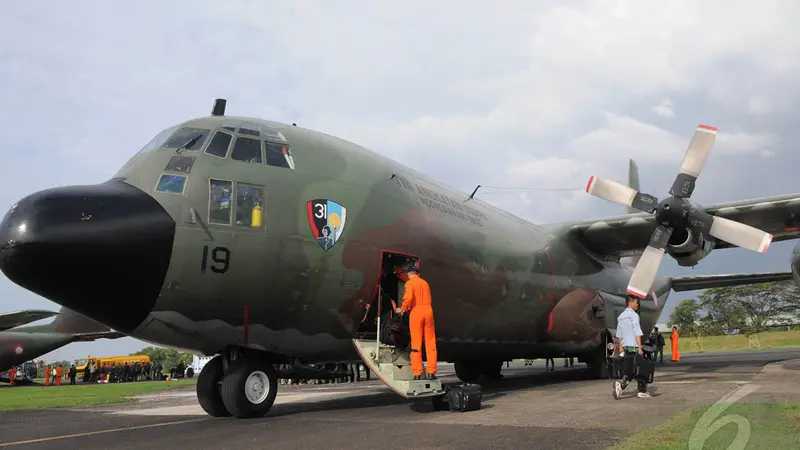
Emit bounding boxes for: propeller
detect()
[585,124,773,298]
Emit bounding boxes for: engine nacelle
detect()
[666,228,715,267]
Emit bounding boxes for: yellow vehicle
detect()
[76,354,151,374]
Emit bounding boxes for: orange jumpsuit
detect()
[55,366,63,386]
[670,330,680,361]
[8,367,16,386]
[44,367,50,386]
[401,275,437,376]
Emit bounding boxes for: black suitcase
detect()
[447,383,482,412]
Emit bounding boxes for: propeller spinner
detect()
[585,124,773,298]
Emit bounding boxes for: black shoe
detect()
[413,375,422,380]
[427,374,437,380]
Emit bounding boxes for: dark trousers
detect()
[348,363,360,382]
[655,347,663,363]
[619,352,649,393]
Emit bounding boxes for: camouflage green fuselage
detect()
[118,116,666,363]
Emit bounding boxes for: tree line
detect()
[669,280,800,335]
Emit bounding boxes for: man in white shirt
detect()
[613,295,651,399]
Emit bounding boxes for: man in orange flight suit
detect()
[8,367,17,386]
[398,266,437,380]
[670,326,680,362]
[55,365,63,386]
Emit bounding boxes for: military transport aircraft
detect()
[0,306,124,383]
[0,98,796,418]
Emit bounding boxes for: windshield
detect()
[136,125,179,156]
[164,127,210,151]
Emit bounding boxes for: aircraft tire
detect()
[454,360,482,383]
[220,357,278,419]
[196,356,232,418]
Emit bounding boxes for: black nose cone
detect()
[0,180,175,334]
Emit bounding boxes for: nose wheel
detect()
[195,351,279,419]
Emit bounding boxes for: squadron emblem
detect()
[13,344,23,356]
[306,199,347,252]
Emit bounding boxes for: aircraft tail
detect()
[626,159,640,215]
[51,307,110,334]
[0,310,59,332]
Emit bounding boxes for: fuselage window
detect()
[231,137,263,164]
[209,179,233,225]
[264,141,295,169]
[164,155,195,173]
[164,127,210,151]
[235,182,265,228]
[155,174,187,195]
[138,125,179,155]
[205,131,233,158]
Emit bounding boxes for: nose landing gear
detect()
[196,348,279,419]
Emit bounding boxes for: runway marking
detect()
[0,418,206,447]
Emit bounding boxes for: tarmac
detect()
[2,348,800,449]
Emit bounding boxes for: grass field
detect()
[0,379,197,411]
[611,402,800,449]
[664,329,800,355]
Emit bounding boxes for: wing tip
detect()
[626,287,647,298]
[586,176,596,194]
[698,124,718,135]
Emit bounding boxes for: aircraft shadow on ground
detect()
[264,367,607,419]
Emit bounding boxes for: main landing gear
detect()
[196,348,279,419]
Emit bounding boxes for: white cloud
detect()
[1,1,800,359]
[652,99,676,119]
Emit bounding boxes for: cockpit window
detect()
[205,131,233,158]
[239,123,260,137]
[209,179,233,225]
[164,155,195,173]
[155,174,187,194]
[260,124,287,142]
[235,182,265,228]
[164,127,210,151]
[231,137,263,164]
[137,125,179,155]
[265,142,295,170]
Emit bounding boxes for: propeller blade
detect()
[670,124,717,198]
[709,216,773,253]
[627,225,673,298]
[585,176,658,213]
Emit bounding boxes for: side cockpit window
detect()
[207,178,265,229]
[209,179,233,225]
[155,174,187,194]
[265,141,295,169]
[235,183,265,228]
[164,127,210,151]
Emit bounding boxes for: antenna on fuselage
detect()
[467,185,482,201]
[211,98,227,116]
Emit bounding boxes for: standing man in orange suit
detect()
[398,266,437,380]
[55,365,63,386]
[670,326,680,362]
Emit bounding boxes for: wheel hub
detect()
[244,370,270,404]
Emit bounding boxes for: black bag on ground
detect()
[447,383,482,412]
[380,313,410,348]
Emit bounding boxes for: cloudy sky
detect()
[1,0,799,362]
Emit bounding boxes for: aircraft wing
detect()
[667,271,794,292]
[559,193,800,257]
[0,310,59,332]
[71,330,126,342]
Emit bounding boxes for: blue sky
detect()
[1,0,799,362]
